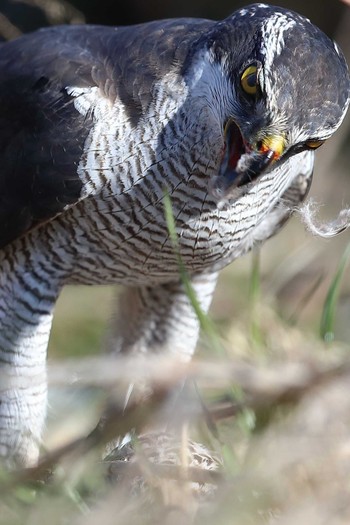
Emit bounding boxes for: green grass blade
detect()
[320,241,350,342]
[163,191,224,355]
[163,192,252,430]
[249,249,264,348]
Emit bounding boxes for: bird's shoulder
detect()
[0,19,213,248]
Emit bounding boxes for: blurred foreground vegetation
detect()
[1,0,350,524]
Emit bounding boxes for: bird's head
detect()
[194,4,350,198]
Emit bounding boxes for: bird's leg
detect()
[107,272,218,359]
[106,272,218,404]
[0,238,64,468]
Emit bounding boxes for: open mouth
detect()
[210,119,284,200]
[225,120,247,173]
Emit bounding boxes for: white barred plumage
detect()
[0,3,348,467]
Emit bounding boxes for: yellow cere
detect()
[260,135,286,159]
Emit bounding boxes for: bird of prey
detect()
[0,3,348,468]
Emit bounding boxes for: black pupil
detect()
[246,72,257,87]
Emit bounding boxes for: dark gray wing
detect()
[0,18,213,248]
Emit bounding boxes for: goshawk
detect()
[0,3,348,467]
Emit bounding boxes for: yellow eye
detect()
[306,139,325,149]
[241,65,258,95]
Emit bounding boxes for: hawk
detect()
[0,3,348,467]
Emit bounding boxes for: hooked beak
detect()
[211,119,286,198]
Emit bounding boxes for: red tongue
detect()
[213,120,280,199]
[227,122,246,170]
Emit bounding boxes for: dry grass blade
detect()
[7,380,173,486]
[9,351,348,488]
[46,353,349,399]
[105,460,223,485]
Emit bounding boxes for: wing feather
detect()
[0,19,212,247]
